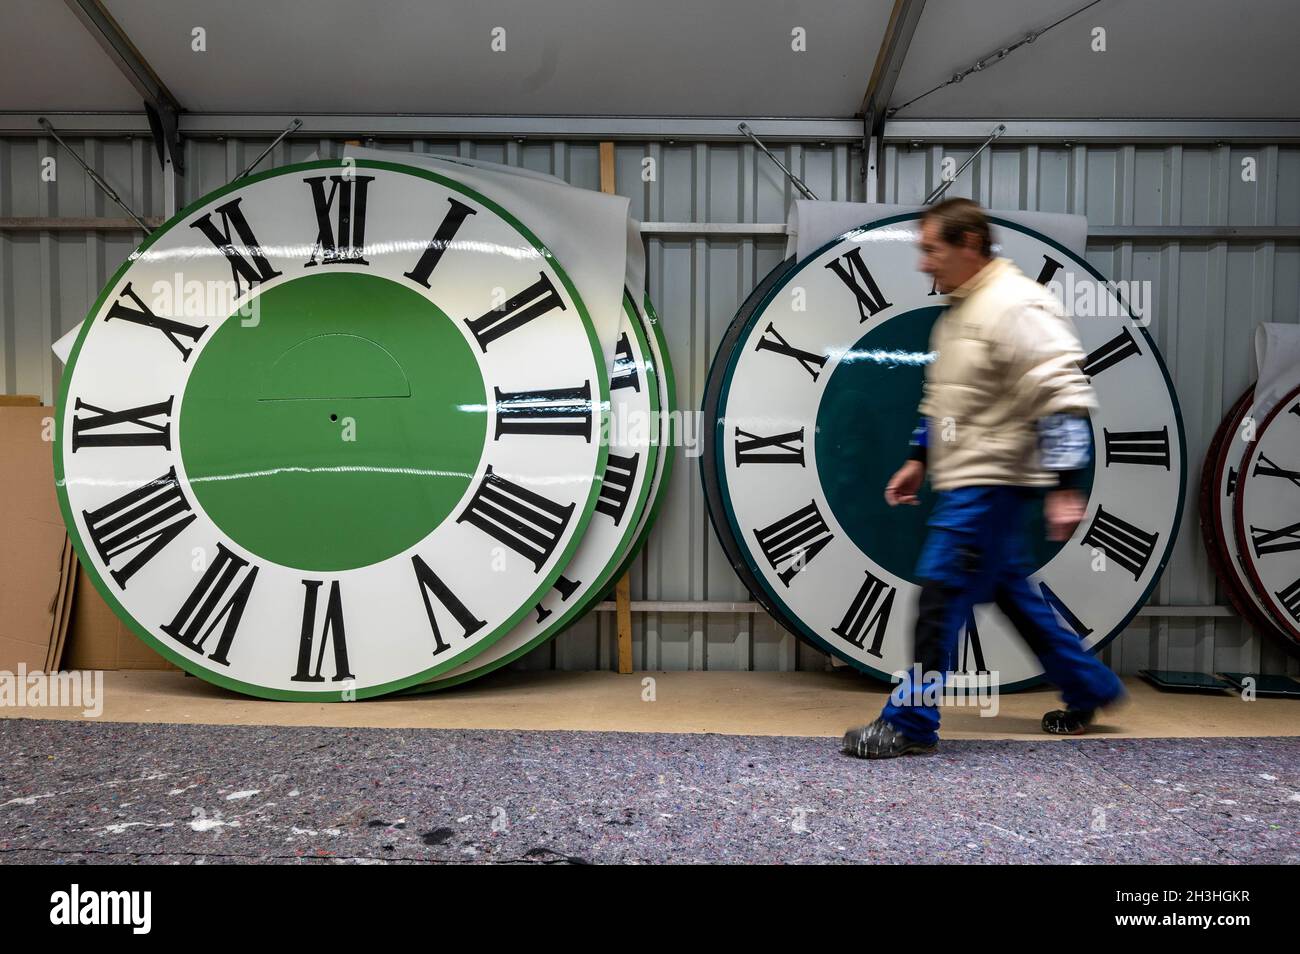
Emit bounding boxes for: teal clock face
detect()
[55,160,610,700]
[704,214,1186,690]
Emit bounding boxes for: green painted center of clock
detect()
[179,272,487,572]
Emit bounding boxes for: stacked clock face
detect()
[702,213,1187,691]
[56,160,674,701]
[1201,384,1300,653]
[408,291,675,692]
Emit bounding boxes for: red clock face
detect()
[1234,384,1300,648]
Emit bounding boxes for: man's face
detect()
[917,219,981,294]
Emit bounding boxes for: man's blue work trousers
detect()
[880,485,1124,745]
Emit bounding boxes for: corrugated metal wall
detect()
[0,136,166,399]
[3,132,1298,678]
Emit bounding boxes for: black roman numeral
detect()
[1082,327,1142,378]
[188,198,283,296]
[830,569,895,657]
[734,426,805,466]
[957,610,988,673]
[595,452,640,526]
[1081,505,1159,581]
[1253,454,1300,490]
[826,248,889,323]
[535,573,581,624]
[824,246,892,322]
[610,332,641,392]
[1276,577,1300,624]
[304,174,374,267]
[754,323,827,381]
[411,555,486,657]
[82,466,196,589]
[104,283,207,361]
[464,273,566,351]
[1103,426,1170,468]
[553,573,580,600]
[493,382,593,440]
[1037,581,1093,639]
[403,197,477,287]
[1035,255,1065,287]
[160,542,259,666]
[71,397,173,451]
[1227,466,1239,498]
[1249,521,1300,557]
[753,501,834,586]
[292,579,354,682]
[457,465,575,572]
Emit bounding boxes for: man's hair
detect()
[920,197,993,257]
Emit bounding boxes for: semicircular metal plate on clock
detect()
[1234,382,1300,651]
[704,213,1187,691]
[418,291,663,689]
[55,159,611,701]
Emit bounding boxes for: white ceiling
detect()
[3,0,1298,119]
[892,0,1300,119]
[99,0,889,117]
[4,0,141,110]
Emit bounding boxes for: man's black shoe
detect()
[842,717,937,759]
[1041,707,1096,735]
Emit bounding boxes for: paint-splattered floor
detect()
[1,720,1296,864]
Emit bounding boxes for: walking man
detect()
[843,198,1126,759]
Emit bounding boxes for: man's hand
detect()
[885,460,925,506]
[1045,488,1086,541]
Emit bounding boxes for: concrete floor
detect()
[3,669,1297,739]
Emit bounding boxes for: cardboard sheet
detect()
[0,405,65,671]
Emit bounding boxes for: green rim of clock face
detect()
[706,213,1187,692]
[413,291,665,690]
[54,159,611,701]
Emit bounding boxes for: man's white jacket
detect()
[919,256,1098,491]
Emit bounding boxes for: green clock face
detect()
[56,160,610,700]
[704,214,1186,690]
[180,272,487,571]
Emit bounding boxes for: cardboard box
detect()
[0,399,173,672]
[64,562,177,671]
[45,537,76,671]
[0,404,66,671]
